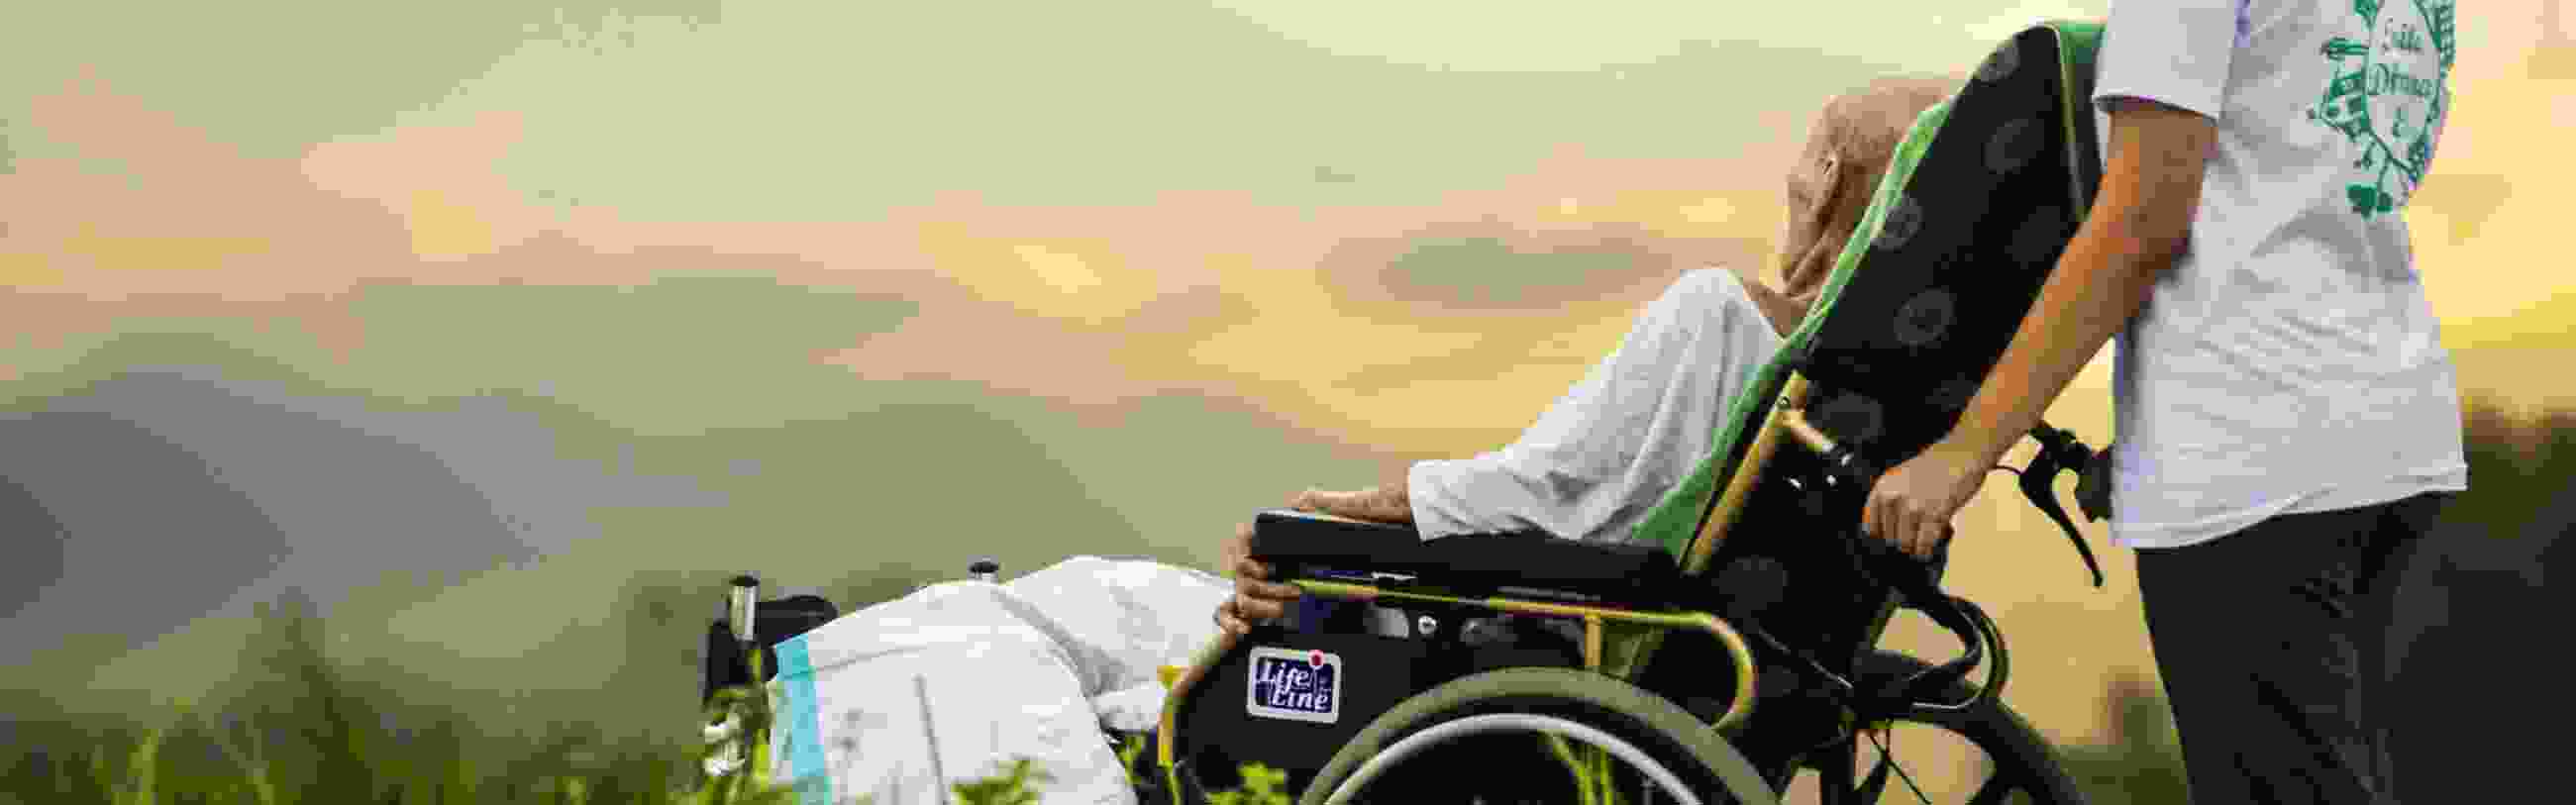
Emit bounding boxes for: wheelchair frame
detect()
[1155,369,1829,754]
[1151,18,2114,804]
[694,19,2119,805]
[1148,371,1934,799]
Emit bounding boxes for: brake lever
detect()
[2074,443,2113,522]
[2023,425,2106,588]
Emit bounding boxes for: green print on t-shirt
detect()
[2308,0,2457,218]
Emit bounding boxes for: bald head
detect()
[1774,76,1955,306]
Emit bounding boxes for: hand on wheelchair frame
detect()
[1217,519,1300,636]
[1218,486,1415,637]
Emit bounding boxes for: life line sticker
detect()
[1246,646,1343,724]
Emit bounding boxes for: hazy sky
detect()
[5,0,2114,219]
[4,0,2567,747]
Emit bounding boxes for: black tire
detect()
[1298,667,1780,805]
[1796,650,2088,804]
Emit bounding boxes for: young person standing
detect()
[1865,2,2465,803]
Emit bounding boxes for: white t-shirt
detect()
[2093,0,2468,550]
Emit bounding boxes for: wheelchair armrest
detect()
[1250,509,1682,603]
[1249,508,1425,564]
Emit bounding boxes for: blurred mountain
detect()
[0,277,1399,729]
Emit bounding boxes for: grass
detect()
[0,702,1281,805]
[6,396,2559,805]
[0,638,2172,805]
[0,603,1285,805]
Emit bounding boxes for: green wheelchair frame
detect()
[1149,20,2118,805]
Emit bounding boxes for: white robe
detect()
[1409,268,1786,546]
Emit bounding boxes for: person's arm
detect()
[1866,102,2214,556]
[1287,483,1414,524]
[1865,0,2231,557]
[1947,102,2211,459]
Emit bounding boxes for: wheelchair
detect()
[700,20,2124,805]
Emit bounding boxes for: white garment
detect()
[761,556,1232,805]
[753,273,1780,802]
[2093,0,2468,549]
[1406,268,1787,545]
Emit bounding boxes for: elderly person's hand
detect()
[1214,484,1414,636]
[1214,519,1296,637]
[1288,484,1414,525]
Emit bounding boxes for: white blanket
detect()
[761,555,1232,805]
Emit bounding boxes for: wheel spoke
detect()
[1964,769,2019,805]
[1865,728,1931,805]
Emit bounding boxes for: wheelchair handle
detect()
[728,574,761,645]
[1780,408,1882,492]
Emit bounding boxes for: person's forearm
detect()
[1944,206,2178,463]
[1941,99,2212,462]
[1291,477,1416,525]
[1374,476,1412,523]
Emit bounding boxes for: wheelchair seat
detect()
[1248,509,1683,603]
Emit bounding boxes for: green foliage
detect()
[1539,734,1624,805]
[1198,763,1288,805]
[2048,674,2192,805]
[1113,733,1150,779]
[2445,398,2576,551]
[0,587,1271,805]
[952,757,1050,805]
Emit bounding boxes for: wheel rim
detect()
[1324,712,1705,805]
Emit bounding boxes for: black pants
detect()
[2135,491,2449,805]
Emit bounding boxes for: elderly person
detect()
[1216,75,1956,636]
[754,76,1962,805]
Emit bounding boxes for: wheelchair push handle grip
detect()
[728,574,761,645]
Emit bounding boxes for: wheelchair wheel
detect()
[1788,650,2088,804]
[1299,667,1780,805]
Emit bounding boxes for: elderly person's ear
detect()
[1776,76,1952,304]
[1778,133,1857,298]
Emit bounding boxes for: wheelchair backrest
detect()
[1588,21,2108,686]
[1630,20,2106,568]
